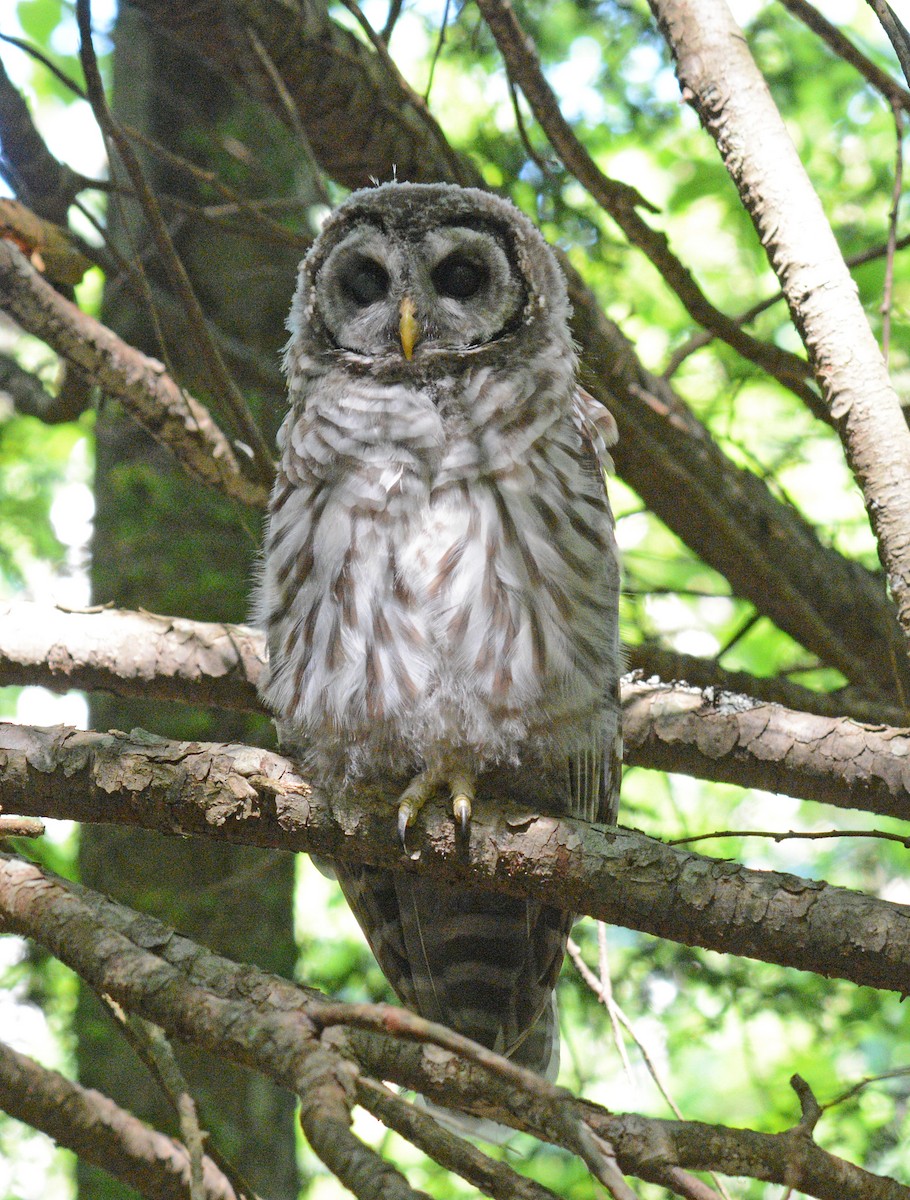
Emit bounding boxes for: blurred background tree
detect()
[0,0,908,1196]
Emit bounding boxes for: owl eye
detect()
[342,257,389,306]
[432,253,487,300]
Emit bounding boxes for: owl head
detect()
[287,183,572,374]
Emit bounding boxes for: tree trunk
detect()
[76,9,305,1195]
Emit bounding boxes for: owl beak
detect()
[399,296,420,361]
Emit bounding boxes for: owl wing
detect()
[569,385,622,829]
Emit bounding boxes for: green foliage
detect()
[0,412,86,591]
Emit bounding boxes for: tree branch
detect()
[3,603,910,813]
[621,675,910,817]
[866,0,910,87]
[0,859,428,1200]
[778,0,910,112]
[0,1037,246,1200]
[3,722,910,991]
[1,853,906,1200]
[0,601,264,712]
[0,57,84,223]
[625,643,908,726]
[651,0,910,656]
[354,1077,567,1200]
[474,0,825,411]
[0,240,268,507]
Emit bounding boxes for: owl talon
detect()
[452,793,472,836]
[396,770,437,848]
[397,804,412,849]
[450,770,475,838]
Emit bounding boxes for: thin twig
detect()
[335,0,469,183]
[381,0,405,42]
[824,1066,910,1111]
[508,75,556,178]
[664,231,910,376]
[668,827,910,848]
[101,997,209,1200]
[582,933,732,1200]
[568,935,683,1121]
[0,33,87,100]
[121,119,315,247]
[424,0,452,101]
[866,0,910,87]
[244,26,331,206]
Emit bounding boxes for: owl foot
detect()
[396,765,476,847]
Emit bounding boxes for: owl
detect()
[258,182,621,1092]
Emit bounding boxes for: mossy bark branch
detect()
[0,1038,244,1200]
[1,854,906,1200]
[4,723,910,991]
[651,0,910,654]
[0,240,268,508]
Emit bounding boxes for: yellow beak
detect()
[399,296,420,361]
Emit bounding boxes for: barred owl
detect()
[258,182,621,1091]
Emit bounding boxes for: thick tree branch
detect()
[0,1038,245,1200]
[5,603,910,806]
[621,676,910,817]
[1,854,905,1200]
[625,643,908,726]
[651,0,910,655]
[119,0,910,698]
[0,602,264,712]
[3,722,910,991]
[0,240,268,507]
[0,855,426,1200]
[0,594,893,726]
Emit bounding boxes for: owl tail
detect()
[414,993,560,1144]
[334,863,570,1136]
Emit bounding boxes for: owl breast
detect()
[259,365,618,781]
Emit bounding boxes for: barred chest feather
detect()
[258,359,618,780]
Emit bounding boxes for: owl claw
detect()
[396,771,436,849]
[397,804,412,849]
[452,793,472,836]
[449,770,474,838]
